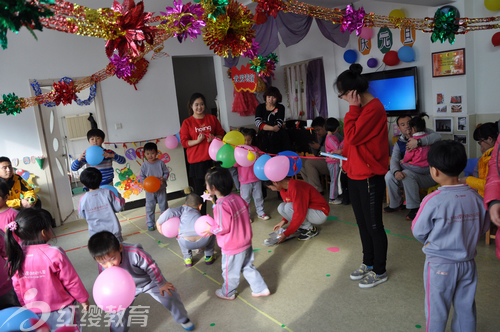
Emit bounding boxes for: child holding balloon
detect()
[79,167,125,241]
[203,166,270,300]
[88,231,195,331]
[157,193,216,267]
[4,208,89,330]
[140,142,170,231]
[71,129,125,186]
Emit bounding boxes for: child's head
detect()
[409,113,428,134]
[185,193,203,210]
[88,231,123,269]
[0,156,13,181]
[325,118,340,134]
[80,167,102,190]
[427,140,467,179]
[144,142,158,162]
[473,122,498,154]
[205,166,233,197]
[87,129,105,147]
[5,208,55,277]
[239,127,257,146]
[0,178,9,208]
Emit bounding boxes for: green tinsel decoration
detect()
[0,93,22,116]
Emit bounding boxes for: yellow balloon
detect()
[247,150,256,161]
[485,0,500,11]
[389,9,405,18]
[223,130,245,146]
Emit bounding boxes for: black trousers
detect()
[348,174,388,275]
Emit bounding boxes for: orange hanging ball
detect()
[492,32,500,47]
[143,176,161,193]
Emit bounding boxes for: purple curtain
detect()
[224,52,240,68]
[253,18,280,57]
[306,59,328,119]
[276,12,313,47]
[315,18,350,48]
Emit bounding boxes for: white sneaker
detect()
[252,288,271,297]
[258,214,270,220]
[329,198,342,205]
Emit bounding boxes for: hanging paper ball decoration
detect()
[389,9,405,18]
[164,135,178,149]
[359,27,373,40]
[431,6,460,44]
[383,51,400,66]
[492,32,500,46]
[398,46,415,62]
[485,0,500,11]
[343,49,358,64]
[367,58,378,68]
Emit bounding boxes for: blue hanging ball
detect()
[398,46,415,62]
[343,50,358,64]
[367,58,378,68]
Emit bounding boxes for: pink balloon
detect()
[164,135,179,149]
[359,27,373,40]
[264,155,290,182]
[234,145,257,167]
[195,215,215,236]
[208,138,224,161]
[160,217,180,238]
[93,266,136,313]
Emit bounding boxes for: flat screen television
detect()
[363,66,419,117]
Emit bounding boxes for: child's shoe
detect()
[329,198,342,205]
[350,264,373,280]
[258,214,270,220]
[181,320,195,331]
[148,225,156,231]
[184,258,193,267]
[297,227,319,240]
[358,271,388,289]
[215,288,236,300]
[205,255,215,265]
[251,288,271,297]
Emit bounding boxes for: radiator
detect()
[64,113,91,140]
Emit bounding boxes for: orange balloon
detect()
[143,176,161,193]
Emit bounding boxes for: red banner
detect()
[232,63,257,93]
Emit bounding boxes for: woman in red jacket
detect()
[179,93,225,214]
[336,64,389,289]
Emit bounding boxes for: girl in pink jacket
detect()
[4,208,89,330]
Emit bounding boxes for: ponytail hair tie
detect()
[6,221,17,232]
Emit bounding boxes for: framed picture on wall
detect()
[457,117,467,131]
[434,118,453,133]
[432,49,465,77]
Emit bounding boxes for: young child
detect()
[0,178,17,232]
[412,140,490,331]
[237,128,270,221]
[71,129,126,186]
[140,142,170,231]
[79,167,125,241]
[88,231,194,331]
[402,113,431,175]
[0,156,38,209]
[156,193,216,268]
[0,229,21,310]
[325,118,343,204]
[5,208,89,329]
[203,166,270,300]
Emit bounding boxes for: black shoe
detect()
[297,227,319,240]
[406,208,418,221]
[384,204,405,213]
[342,196,350,205]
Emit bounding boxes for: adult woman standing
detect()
[254,86,290,154]
[180,93,225,214]
[336,64,389,289]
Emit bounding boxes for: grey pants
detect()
[36,301,81,331]
[300,158,329,193]
[145,189,168,227]
[240,181,265,216]
[384,169,436,209]
[229,167,240,191]
[327,163,340,200]
[277,202,327,230]
[177,235,216,259]
[219,246,268,298]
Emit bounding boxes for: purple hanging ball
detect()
[367,58,378,68]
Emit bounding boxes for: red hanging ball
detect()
[383,50,400,66]
[492,32,500,47]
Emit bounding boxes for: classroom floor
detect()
[54,191,500,332]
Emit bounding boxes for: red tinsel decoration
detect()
[123,58,149,90]
[255,0,283,19]
[52,80,77,105]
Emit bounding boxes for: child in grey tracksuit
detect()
[411,140,490,332]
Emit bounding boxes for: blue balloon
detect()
[175,132,180,143]
[277,151,302,176]
[0,307,38,332]
[253,154,271,181]
[100,184,119,197]
[367,58,378,68]
[85,145,104,166]
[343,49,358,64]
[398,46,415,62]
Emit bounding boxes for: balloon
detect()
[0,307,38,332]
[492,32,500,46]
[21,171,30,180]
[253,154,271,181]
[359,27,373,40]
[485,0,500,11]
[143,176,161,193]
[101,184,119,197]
[208,138,224,161]
[278,151,302,176]
[85,146,104,166]
[398,46,415,62]
[216,144,236,168]
[383,50,400,66]
[389,9,405,18]
[164,135,178,149]
[195,215,215,236]
[343,49,358,64]
[223,131,245,147]
[367,58,378,68]
[264,155,290,182]
[234,145,257,167]
[93,266,136,313]
[160,217,180,238]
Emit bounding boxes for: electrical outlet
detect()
[115,123,122,130]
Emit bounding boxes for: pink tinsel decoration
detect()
[161,0,205,43]
[340,5,365,36]
[109,54,135,79]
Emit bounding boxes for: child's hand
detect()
[273,220,286,231]
[332,149,342,155]
[490,203,500,227]
[81,300,90,311]
[267,184,279,192]
[159,177,166,183]
[309,141,320,150]
[277,233,286,244]
[159,282,175,296]
[200,228,213,237]
[103,151,115,159]
[78,151,86,162]
[21,198,34,208]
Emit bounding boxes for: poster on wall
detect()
[457,117,467,131]
[451,104,463,113]
[432,49,465,77]
[358,37,371,55]
[377,27,393,54]
[454,134,467,144]
[400,28,416,46]
[435,118,453,133]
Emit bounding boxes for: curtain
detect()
[275,12,313,47]
[306,59,328,119]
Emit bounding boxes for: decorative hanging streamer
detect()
[31,78,97,107]
[0,93,22,116]
[53,79,77,105]
[431,6,460,44]
[249,53,278,78]
[123,58,149,89]
[160,0,205,43]
[255,0,283,19]
[340,5,365,36]
[195,0,229,21]
[109,54,135,79]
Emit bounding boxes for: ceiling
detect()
[281,0,455,9]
